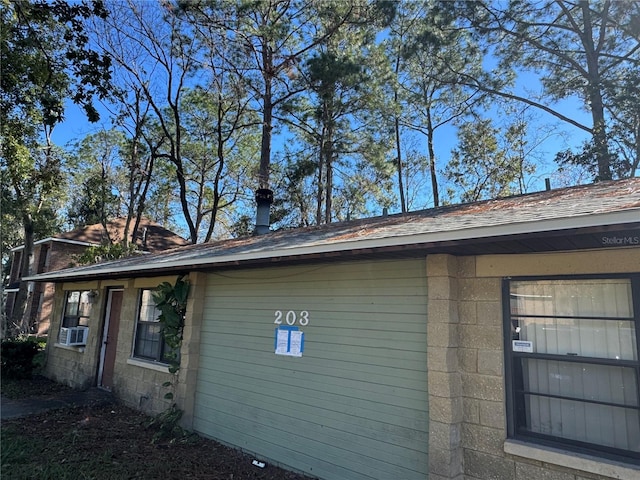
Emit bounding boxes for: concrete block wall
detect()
[426,254,463,480]
[456,256,513,480]
[427,250,640,480]
[44,276,180,417]
[109,279,175,416]
[44,282,101,390]
[114,362,172,414]
[177,272,206,430]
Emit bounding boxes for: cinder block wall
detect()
[106,278,178,416]
[44,276,183,417]
[44,281,102,390]
[426,254,463,480]
[176,272,206,430]
[428,249,640,480]
[456,257,513,480]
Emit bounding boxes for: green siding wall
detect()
[194,259,429,480]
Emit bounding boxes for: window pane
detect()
[511,279,633,318]
[508,277,640,458]
[517,317,636,360]
[523,395,640,452]
[62,316,76,328]
[135,322,161,360]
[139,290,161,323]
[62,290,92,328]
[133,289,170,362]
[78,291,91,317]
[162,345,179,364]
[66,291,80,316]
[521,358,638,407]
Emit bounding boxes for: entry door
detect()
[98,289,123,390]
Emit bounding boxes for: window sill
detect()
[504,439,639,480]
[54,343,85,353]
[126,358,170,373]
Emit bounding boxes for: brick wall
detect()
[11,241,91,335]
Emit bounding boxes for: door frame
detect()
[97,288,124,389]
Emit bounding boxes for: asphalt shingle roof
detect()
[26,178,640,282]
[54,217,189,252]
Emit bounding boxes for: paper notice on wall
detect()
[289,331,303,357]
[275,326,304,357]
[275,328,290,354]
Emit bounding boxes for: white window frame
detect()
[60,290,92,329]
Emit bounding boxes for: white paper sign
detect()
[289,331,303,357]
[275,329,290,354]
[275,327,304,357]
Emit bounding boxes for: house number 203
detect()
[274,310,310,326]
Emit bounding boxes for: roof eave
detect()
[23,209,640,283]
[11,238,97,252]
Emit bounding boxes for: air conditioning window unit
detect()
[59,326,89,346]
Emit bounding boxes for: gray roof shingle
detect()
[26,178,640,282]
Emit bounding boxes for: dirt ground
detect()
[1,377,315,480]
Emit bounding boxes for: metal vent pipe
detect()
[254,188,274,235]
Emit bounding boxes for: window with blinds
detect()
[504,276,640,463]
[132,289,175,364]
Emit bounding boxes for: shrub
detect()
[1,338,41,379]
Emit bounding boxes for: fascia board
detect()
[24,209,640,282]
[11,238,97,252]
[47,238,95,247]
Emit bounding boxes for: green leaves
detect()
[152,275,189,370]
[73,243,139,266]
[150,276,189,413]
[153,289,186,349]
[448,0,640,180]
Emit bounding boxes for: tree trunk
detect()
[395,115,406,213]
[580,0,612,180]
[316,130,325,225]
[205,93,226,243]
[10,214,35,335]
[426,108,439,207]
[393,54,406,213]
[170,99,197,243]
[322,101,335,224]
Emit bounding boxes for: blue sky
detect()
[52,80,593,206]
